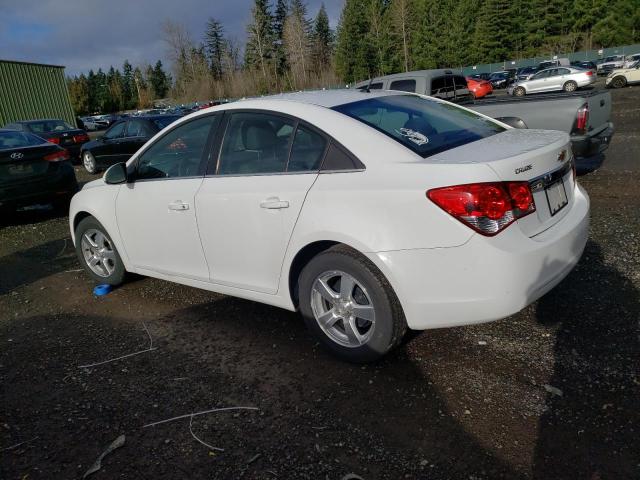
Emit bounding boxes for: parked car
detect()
[488,71,514,89]
[571,60,597,71]
[81,117,102,131]
[508,67,596,96]
[605,61,640,88]
[623,53,640,68]
[516,66,540,81]
[95,114,126,127]
[80,115,181,173]
[0,129,78,211]
[468,73,492,81]
[357,69,614,170]
[466,76,493,98]
[538,58,570,70]
[356,69,473,103]
[597,55,625,75]
[2,119,89,160]
[70,90,590,362]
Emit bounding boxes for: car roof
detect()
[15,119,66,124]
[255,89,405,108]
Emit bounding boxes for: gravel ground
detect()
[1,87,639,480]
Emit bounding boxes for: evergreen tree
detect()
[205,18,226,78]
[273,0,289,74]
[335,0,377,83]
[122,60,136,109]
[150,60,170,98]
[472,0,513,63]
[283,0,312,87]
[312,3,333,72]
[245,0,275,83]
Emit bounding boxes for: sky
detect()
[0,0,344,76]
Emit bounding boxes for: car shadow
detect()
[531,241,639,479]
[0,205,68,229]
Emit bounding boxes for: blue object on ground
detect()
[93,284,112,296]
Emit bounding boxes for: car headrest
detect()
[242,120,277,150]
[403,116,436,136]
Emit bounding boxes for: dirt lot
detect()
[1,87,639,480]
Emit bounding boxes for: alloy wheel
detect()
[81,228,116,277]
[310,270,376,348]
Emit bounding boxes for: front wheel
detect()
[83,151,98,174]
[513,86,526,97]
[75,216,126,285]
[611,76,627,88]
[298,245,407,363]
[563,80,578,92]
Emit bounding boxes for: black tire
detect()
[563,80,578,92]
[611,76,627,88]
[75,216,126,285]
[298,245,407,363]
[513,86,526,97]
[82,151,98,174]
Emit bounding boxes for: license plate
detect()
[545,179,568,216]
[8,164,33,175]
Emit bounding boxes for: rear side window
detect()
[153,116,181,130]
[389,79,416,93]
[332,95,505,158]
[321,143,363,171]
[3,123,21,131]
[217,112,294,175]
[287,125,328,172]
[0,131,46,150]
[126,119,154,137]
[557,68,571,75]
[27,120,73,133]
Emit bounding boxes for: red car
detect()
[466,77,493,99]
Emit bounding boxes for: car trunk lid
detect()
[0,145,59,184]
[429,128,576,237]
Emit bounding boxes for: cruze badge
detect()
[515,164,532,174]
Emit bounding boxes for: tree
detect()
[122,60,136,109]
[205,18,226,78]
[273,0,289,74]
[245,0,275,84]
[311,3,333,72]
[335,0,377,83]
[150,60,170,98]
[284,0,312,87]
[471,0,513,64]
[389,0,413,72]
[67,74,89,115]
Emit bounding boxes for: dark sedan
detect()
[571,61,598,71]
[0,129,78,212]
[80,115,181,173]
[2,119,90,161]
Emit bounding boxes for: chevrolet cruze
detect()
[70,90,590,362]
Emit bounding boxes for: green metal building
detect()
[0,59,76,127]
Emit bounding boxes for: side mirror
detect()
[104,162,128,184]
[495,116,528,129]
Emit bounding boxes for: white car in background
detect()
[606,61,640,88]
[69,90,589,362]
[623,53,640,68]
[508,66,596,96]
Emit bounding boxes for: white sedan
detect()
[508,66,596,96]
[69,90,589,362]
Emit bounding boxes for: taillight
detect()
[575,103,589,134]
[427,182,536,236]
[46,137,60,144]
[44,150,70,162]
[73,133,89,143]
[586,70,594,76]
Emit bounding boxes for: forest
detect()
[67,0,640,114]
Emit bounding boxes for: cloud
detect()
[0,0,344,76]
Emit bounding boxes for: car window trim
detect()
[206,108,360,177]
[130,113,221,183]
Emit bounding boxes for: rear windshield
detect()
[0,131,46,150]
[27,120,74,133]
[332,95,505,158]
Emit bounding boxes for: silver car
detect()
[508,67,596,96]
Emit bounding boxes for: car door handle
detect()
[168,201,189,211]
[260,198,289,209]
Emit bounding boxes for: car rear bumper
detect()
[571,122,614,162]
[0,161,78,208]
[367,184,590,330]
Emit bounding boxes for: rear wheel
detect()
[83,151,98,174]
[563,80,578,92]
[611,76,627,88]
[75,216,126,285]
[513,86,526,97]
[298,245,407,363]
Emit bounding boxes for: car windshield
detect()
[152,116,181,129]
[27,120,74,133]
[0,131,46,150]
[332,95,505,158]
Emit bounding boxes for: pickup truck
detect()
[355,69,614,171]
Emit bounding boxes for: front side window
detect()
[333,95,505,158]
[390,79,416,93]
[103,122,126,140]
[217,113,294,175]
[126,119,154,138]
[136,116,216,180]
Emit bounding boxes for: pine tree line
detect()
[67,60,171,115]
[335,0,640,83]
